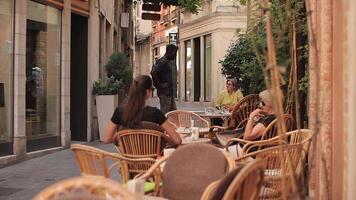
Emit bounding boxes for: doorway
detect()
[193,37,201,101]
[70,14,88,141]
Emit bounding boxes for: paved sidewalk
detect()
[0,99,211,200]
[0,141,117,200]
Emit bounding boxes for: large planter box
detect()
[96,95,118,141]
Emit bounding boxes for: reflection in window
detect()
[204,35,212,101]
[185,40,193,101]
[26,1,61,149]
[0,0,14,152]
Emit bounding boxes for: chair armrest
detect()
[201,180,220,200]
[135,157,167,181]
[225,138,250,152]
[209,125,229,132]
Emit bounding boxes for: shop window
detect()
[0,0,14,156]
[26,1,61,151]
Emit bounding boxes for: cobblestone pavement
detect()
[0,141,117,200]
[0,99,209,200]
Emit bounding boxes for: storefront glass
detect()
[26,1,61,151]
[0,0,14,156]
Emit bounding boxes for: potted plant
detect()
[93,52,133,141]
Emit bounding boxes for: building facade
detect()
[0,0,130,166]
[178,0,247,103]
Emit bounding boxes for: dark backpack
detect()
[150,57,168,89]
[150,61,160,89]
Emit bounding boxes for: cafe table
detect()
[194,110,231,125]
[176,127,210,138]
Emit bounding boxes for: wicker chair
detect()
[71,144,156,183]
[201,159,265,200]
[224,114,293,153]
[136,143,235,199]
[242,129,313,156]
[235,144,305,199]
[113,129,170,159]
[231,94,260,129]
[33,176,136,200]
[208,94,260,144]
[166,110,210,128]
[242,129,313,180]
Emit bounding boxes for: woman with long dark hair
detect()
[103,75,182,145]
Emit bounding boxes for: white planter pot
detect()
[96,95,118,141]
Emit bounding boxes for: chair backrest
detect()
[222,159,265,200]
[237,144,304,199]
[233,94,260,128]
[33,176,136,200]
[71,144,155,183]
[162,143,233,200]
[260,114,294,140]
[166,110,210,128]
[114,129,163,158]
[201,159,265,200]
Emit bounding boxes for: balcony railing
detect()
[162,14,169,25]
[171,9,178,20]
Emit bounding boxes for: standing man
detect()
[151,44,178,114]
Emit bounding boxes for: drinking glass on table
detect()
[191,127,199,140]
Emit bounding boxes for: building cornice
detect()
[179,13,246,40]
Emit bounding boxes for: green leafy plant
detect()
[92,76,123,95]
[105,52,133,88]
[92,52,133,95]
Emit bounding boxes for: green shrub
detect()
[92,77,123,95]
[105,52,133,88]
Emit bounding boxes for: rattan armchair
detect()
[166,110,210,128]
[231,94,260,129]
[208,95,260,145]
[242,129,313,157]
[224,114,293,154]
[201,159,265,200]
[113,129,168,159]
[33,176,136,200]
[71,144,156,183]
[136,143,235,199]
[235,144,305,199]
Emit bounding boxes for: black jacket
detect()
[152,56,173,96]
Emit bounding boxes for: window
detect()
[0,0,14,155]
[26,1,61,151]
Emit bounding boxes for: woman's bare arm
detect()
[103,121,117,144]
[161,120,182,145]
[243,109,266,140]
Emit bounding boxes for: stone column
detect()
[61,0,71,147]
[13,0,27,159]
[88,0,100,141]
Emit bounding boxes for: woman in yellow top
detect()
[215,78,244,112]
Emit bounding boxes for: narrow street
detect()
[0,99,207,200]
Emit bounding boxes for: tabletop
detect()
[181,137,211,145]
